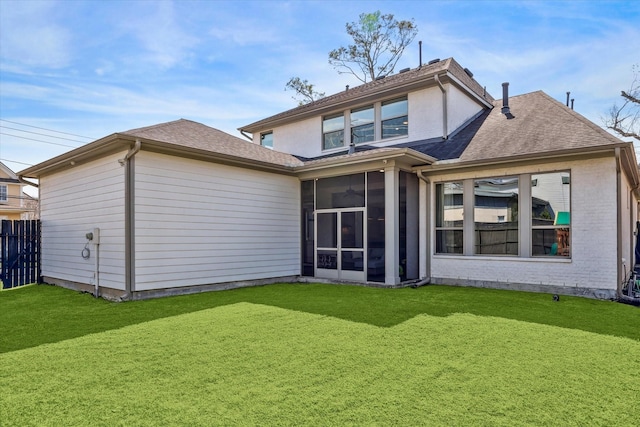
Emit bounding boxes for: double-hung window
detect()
[0,185,7,203]
[531,172,571,257]
[323,114,345,150]
[350,105,374,144]
[260,131,273,149]
[381,97,408,139]
[435,182,463,254]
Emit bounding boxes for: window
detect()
[260,131,273,149]
[323,114,344,150]
[532,172,571,257]
[435,182,463,254]
[350,105,374,144]
[0,185,7,203]
[474,177,519,255]
[381,97,408,139]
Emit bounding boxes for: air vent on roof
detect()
[375,75,386,81]
[464,68,474,78]
[428,58,440,65]
[399,67,410,74]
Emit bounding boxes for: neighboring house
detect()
[0,162,35,220]
[19,58,639,300]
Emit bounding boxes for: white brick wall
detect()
[429,156,619,293]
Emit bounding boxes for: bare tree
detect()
[328,11,418,83]
[605,65,639,141]
[285,77,325,106]
[285,11,418,105]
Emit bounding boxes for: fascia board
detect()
[413,144,628,175]
[18,134,130,178]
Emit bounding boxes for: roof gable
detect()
[241,58,494,133]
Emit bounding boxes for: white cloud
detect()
[0,0,72,68]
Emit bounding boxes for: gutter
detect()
[120,140,141,299]
[434,74,448,140]
[240,130,253,142]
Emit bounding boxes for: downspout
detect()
[615,147,624,299]
[415,170,431,286]
[119,139,141,300]
[434,74,448,140]
[240,130,253,142]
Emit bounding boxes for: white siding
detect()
[134,152,300,291]
[429,157,618,292]
[40,152,127,290]
[447,84,485,134]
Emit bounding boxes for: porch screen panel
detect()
[316,173,365,209]
[367,171,385,282]
[301,180,315,276]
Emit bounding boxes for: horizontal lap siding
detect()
[430,157,618,291]
[40,153,126,289]
[134,152,300,291]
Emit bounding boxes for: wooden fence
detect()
[0,220,41,289]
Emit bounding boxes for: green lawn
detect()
[1,284,639,426]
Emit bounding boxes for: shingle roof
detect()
[122,119,304,168]
[457,91,625,163]
[240,58,494,133]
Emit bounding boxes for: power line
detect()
[0,131,79,148]
[0,125,88,144]
[0,158,33,166]
[0,118,94,139]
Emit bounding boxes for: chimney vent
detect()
[571,99,575,110]
[501,82,515,119]
[345,85,349,92]
[419,41,423,68]
[566,91,570,107]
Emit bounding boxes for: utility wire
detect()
[0,118,94,139]
[0,125,88,144]
[0,158,33,166]
[0,131,79,148]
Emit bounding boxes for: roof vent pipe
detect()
[566,91,570,107]
[345,85,349,92]
[419,41,422,68]
[347,141,355,155]
[571,98,575,110]
[501,82,515,119]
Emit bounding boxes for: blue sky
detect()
[1,0,639,192]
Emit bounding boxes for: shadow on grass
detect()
[1,282,638,353]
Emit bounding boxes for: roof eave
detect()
[295,148,436,173]
[413,143,634,174]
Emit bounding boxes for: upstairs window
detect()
[381,97,408,139]
[0,185,6,203]
[323,114,345,150]
[350,105,374,144]
[260,131,273,149]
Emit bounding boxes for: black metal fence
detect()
[0,220,41,289]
